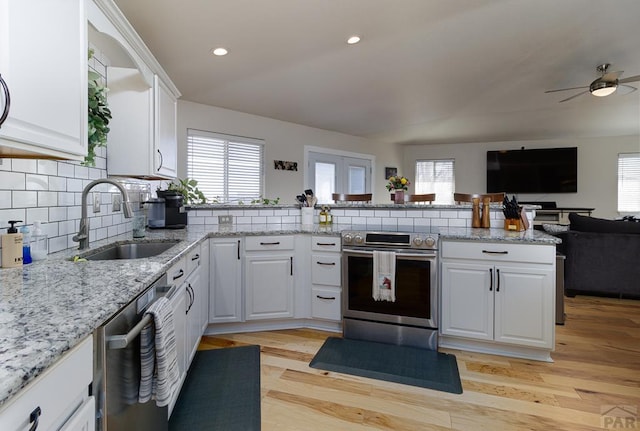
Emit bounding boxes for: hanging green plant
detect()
[84,49,112,167]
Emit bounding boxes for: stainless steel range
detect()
[341,230,439,349]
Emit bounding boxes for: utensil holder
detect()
[301,207,314,225]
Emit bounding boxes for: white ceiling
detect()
[113,0,640,145]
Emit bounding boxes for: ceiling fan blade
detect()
[601,70,622,81]
[558,90,590,103]
[619,74,640,84]
[545,85,588,94]
[619,84,638,94]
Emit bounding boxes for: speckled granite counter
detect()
[0,222,556,408]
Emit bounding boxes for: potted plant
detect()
[84,49,111,167]
[158,177,207,205]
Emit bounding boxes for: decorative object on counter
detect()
[162,178,207,205]
[84,49,112,167]
[386,176,410,204]
[471,197,481,228]
[319,205,333,225]
[502,195,529,231]
[481,196,491,228]
[297,189,317,207]
[301,207,314,225]
[30,221,48,260]
[1,220,23,268]
[273,159,298,171]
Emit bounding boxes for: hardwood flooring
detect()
[198,296,640,430]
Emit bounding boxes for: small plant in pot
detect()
[158,178,207,205]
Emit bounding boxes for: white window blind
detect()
[187,129,264,203]
[415,159,455,204]
[618,153,640,213]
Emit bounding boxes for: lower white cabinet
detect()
[209,238,243,323]
[168,282,187,389]
[310,235,342,322]
[0,336,94,431]
[440,240,556,360]
[185,265,203,365]
[245,254,294,320]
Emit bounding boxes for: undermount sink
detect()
[81,240,181,261]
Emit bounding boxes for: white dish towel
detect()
[139,296,180,407]
[372,250,396,302]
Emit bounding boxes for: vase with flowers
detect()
[386,175,410,204]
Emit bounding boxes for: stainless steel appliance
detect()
[156,191,188,229]
[341,230,439,349]
[93,274,174,431]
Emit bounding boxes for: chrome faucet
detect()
[73,178,134,250]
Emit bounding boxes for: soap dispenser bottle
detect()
[20,225,32,264]
[2,220,24,268]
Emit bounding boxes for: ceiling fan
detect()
[545,63,640,103]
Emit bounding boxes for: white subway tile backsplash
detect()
[0,208,26,225]
[58,192,75,206]
[38,191,58,206]
[11,159,37,173]
[26,174,49,191]
[58,220,76,236]
[49,207,68,222]
[74,165,89,179]
[0,171,26,190]
[0,159,11,171]
[37,160,58,176]
[12,191,38,208]
[67,178,84,192]
[57,162,76,178]
[48,176,66,191]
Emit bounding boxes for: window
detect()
[307,150,373,204]
[415,159,455,204]
[187,129,264,203]
[618,153,640,213]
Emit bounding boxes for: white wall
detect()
[177,100,400,204]
[403,135,640,219]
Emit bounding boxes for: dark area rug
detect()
[169,345,261,431]
[309,337,462,394]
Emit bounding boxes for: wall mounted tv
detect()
[486,147,577,194]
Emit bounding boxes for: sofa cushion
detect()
[568,212,640,234]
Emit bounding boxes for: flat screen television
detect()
[486,147,577,194]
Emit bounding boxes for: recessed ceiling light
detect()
[347,36,361,45]
[211,47,228,56]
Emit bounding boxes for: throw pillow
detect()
[568,212,640,234]
[542,223,569,234]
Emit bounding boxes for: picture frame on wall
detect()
[385,167,397,179]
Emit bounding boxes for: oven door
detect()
[342,248,438,329]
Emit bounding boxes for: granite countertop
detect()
[0,223,556,408]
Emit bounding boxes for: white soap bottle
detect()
[2,220,24,268]
[31,221,48,261]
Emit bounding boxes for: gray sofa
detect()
[556,213,640,299]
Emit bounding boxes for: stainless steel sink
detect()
[81,240,181,261]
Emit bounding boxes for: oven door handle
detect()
[342,248,437,259]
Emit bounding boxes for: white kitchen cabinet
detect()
[0,335,94,431]
[440,240,556,361]
[198,239,210,332]
[185,265,203,365]
[310,235,342,322]
[209,238,243,323]
[244,236,295,320]
[0,0,87,160]
[167,281,186,416]
[105,68,177,179]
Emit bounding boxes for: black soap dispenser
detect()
[2,220,24,268]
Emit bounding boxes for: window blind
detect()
[187,129,264,203]
[618,153,640,213]
[415,159,455,204]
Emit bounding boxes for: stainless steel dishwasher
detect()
[93,274,174,431]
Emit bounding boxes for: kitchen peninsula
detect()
[0,204,560,425]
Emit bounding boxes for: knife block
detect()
[504,218,524,231]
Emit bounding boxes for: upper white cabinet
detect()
[87,0,179,179]
[0,0,87,160]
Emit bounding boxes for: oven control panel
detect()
[341,231,438,250]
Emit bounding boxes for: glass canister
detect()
[31,221,48,261]
[146,198,165,228]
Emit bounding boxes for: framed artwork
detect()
[385,167,397,179]
[274,160,298,171]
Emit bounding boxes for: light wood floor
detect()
[199,296,640,430]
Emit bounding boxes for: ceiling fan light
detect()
[590,80,617,97]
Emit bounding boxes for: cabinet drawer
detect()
[245,235,294,251]
[311,288,341,321]
[311,236,341,252]
[0,335,93,431]
[441,240,555,264]
[311,254,341,286]
[185,243,202,275]
[168,257,187,284]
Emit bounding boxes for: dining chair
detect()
[332,193,372,203]
[408,193,436,203]
[453,192,505,203]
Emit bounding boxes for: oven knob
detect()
[354,234,364,244]
[343,233,353,243]
[424,236,436,247]
[413,237,424,246]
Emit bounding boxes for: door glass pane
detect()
[315,162,335,204]
[349,166,366,194]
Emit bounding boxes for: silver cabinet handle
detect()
[0,74,10,128]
